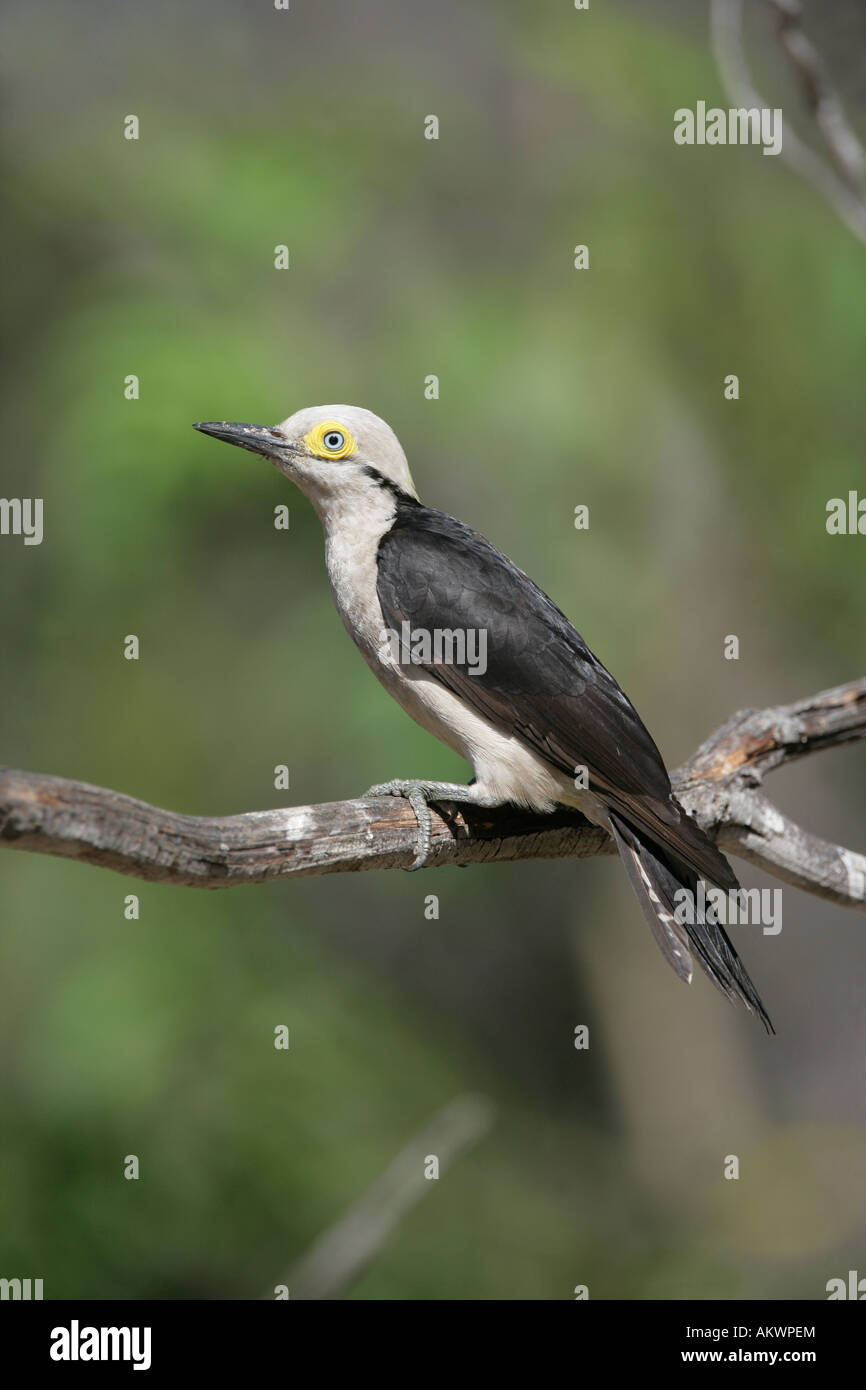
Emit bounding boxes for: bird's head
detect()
[194,404,419,515]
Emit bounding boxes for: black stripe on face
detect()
[362,465,421,505]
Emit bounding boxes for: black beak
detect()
[193,421,293,460]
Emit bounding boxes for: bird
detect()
[194,404,773,1032]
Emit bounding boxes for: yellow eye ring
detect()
[304,421,356,460]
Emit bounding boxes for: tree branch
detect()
[275,1094,494,1301]
[711,0,866,246]
[0,679,864,909]
[675,678,866,908]
[766,0,866,194]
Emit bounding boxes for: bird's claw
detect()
[365,779,436,870]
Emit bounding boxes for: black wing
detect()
[376,504,736,890]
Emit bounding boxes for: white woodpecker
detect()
[194,405,773,1032]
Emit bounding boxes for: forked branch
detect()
[0,680,864,911]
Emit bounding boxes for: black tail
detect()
[609,811,774,1033]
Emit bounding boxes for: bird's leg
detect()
[364,779,501,871]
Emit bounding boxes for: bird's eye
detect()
[304,421,356,459]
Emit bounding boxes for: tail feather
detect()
[609,811,774,1034]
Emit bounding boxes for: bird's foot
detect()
[365,779,478,871]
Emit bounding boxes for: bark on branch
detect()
[1,679,864,910]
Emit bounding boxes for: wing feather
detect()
[376,505,736,890]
